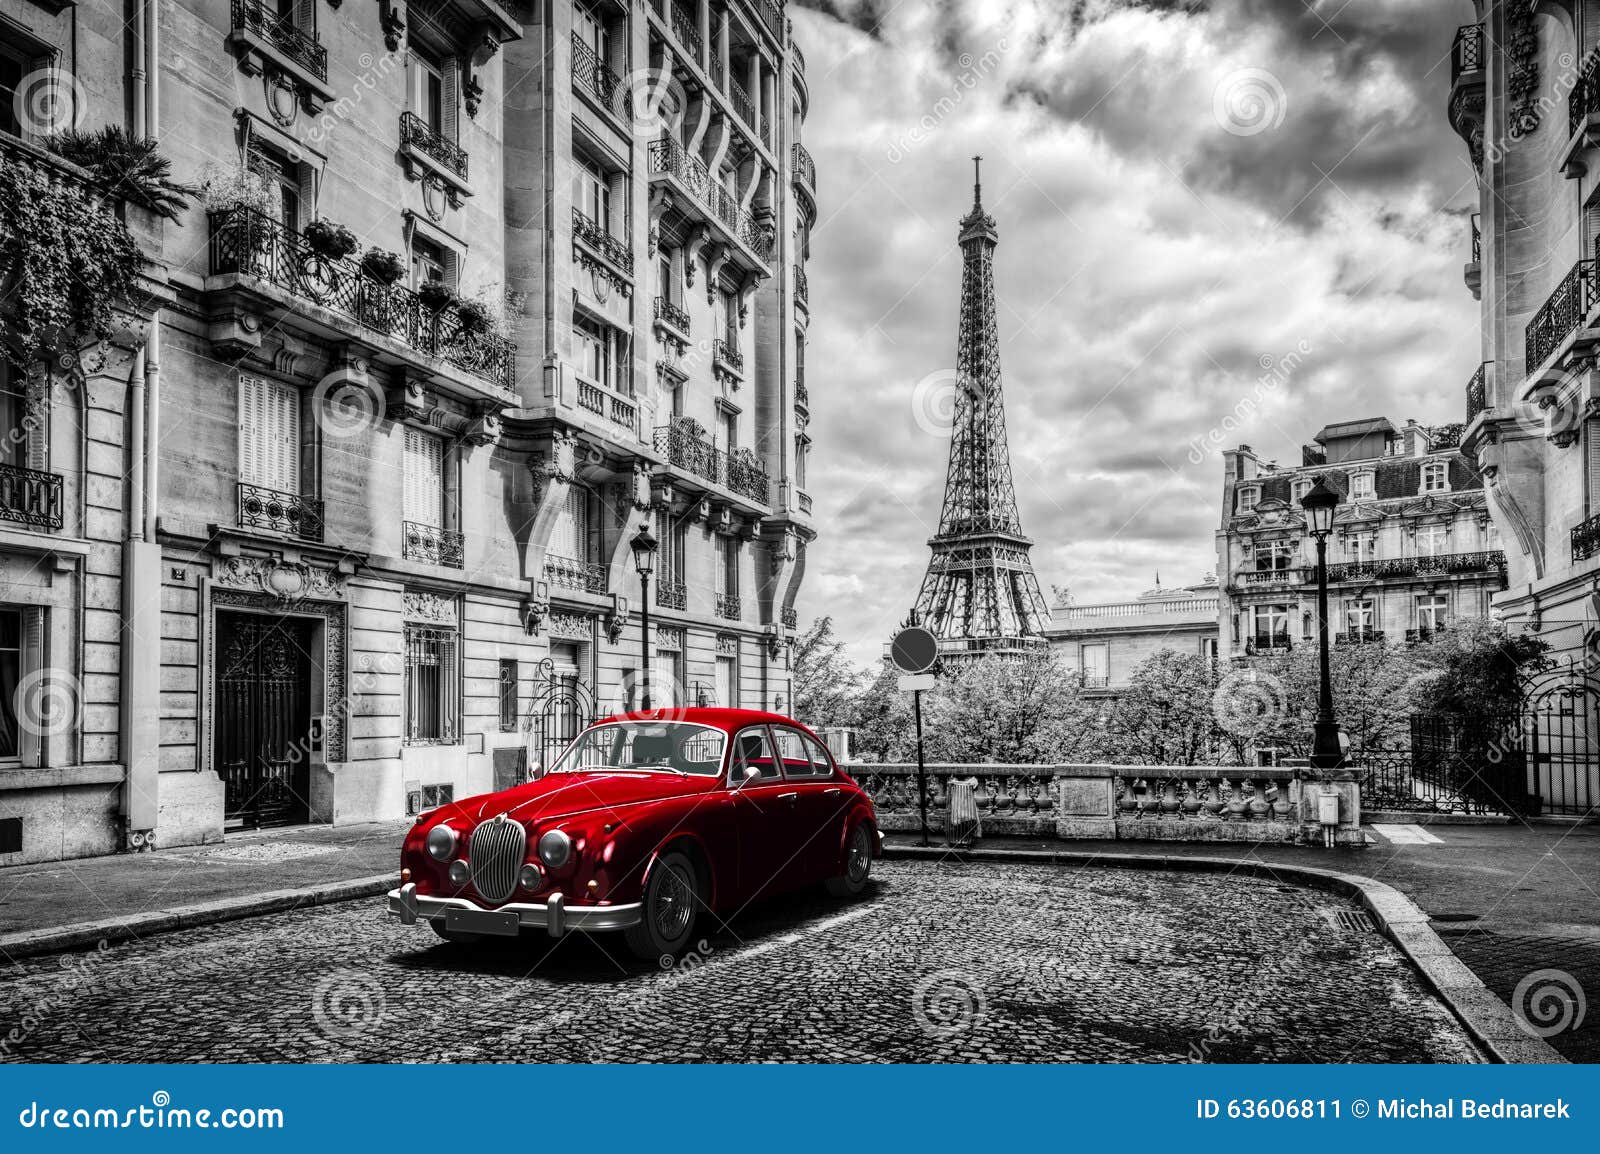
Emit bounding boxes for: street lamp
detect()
[1300,475,1344,770]
[630,527,658,711]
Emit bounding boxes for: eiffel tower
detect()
[911,159,1051,659]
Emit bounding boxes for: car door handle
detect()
[777,792,798,802]
[823,788,841,796]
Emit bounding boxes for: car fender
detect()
[640,825,718,907]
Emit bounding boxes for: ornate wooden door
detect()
[215,613,313,828]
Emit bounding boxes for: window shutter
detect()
[23,375,48,471]
[404,428,444,527]
[1588,417,1600,516]
[238,374,260,485]
[442,57,460,145]
[18,607,46,768]
[295,0,317,34]
[238,375,300,492]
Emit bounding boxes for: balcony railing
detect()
[656,580,688,611]
[1575,512,1600,561]
[1469,212,1481,264]
[237,482,324,542]
[792,40,806,76]
[795,382,809,411]
[781,606,798,629]
[797,489,813,514]
[1466,361,1488,422]
[647,137,773,262]
[1525,258,1597,374]
[572,207,632,271]
[669,2,701,57]
[545,553,609,594]
[399,111,467,179]
[650,421,771,503]
[572,32,620,106]
[1241,567,1301,585]
[654,295,690,334]
[1334,630,1385,646]
[0,462,64,531]
[792,143,816,190]
[231,0,326,82]
[577,378,606,416]
[725,451,769,504]
[1573,52,1600,138]
[716,592,742,620]
[1451,23,1483,86]
[794,265,808,305]
[730,82,756,131]
[402,521,465,568]
[1324,551,1505,583]
[713,337,744,374]
[1245,634,1292,655]
[208,207,515,389]
[608,393,637,435]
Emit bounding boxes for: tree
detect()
[1405,616,1550,718]
[1248,639,1421,758]
[921,653,1099,764]
[1109,651,1226,765]
[790,617,865,732]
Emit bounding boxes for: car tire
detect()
[624,850,701,961]
[428,920,482,944]
[825,823,873,898]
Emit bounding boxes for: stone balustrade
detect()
[849,762,1362,846]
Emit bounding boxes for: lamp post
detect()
[630,527,658,711]
[1300,476,1344,770]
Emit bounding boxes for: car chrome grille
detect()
[469,817,526,905]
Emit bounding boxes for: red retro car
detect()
[388,709,881,958]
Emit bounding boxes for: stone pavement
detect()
[0,860,1482,1063]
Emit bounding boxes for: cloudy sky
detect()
[786,0,1479,663]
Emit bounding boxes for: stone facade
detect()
[0,0,815,863]
[1216,417,1506,660]
[1045,580,1219,695]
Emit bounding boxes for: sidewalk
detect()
[0,820,405,957]
[884,822,1600,1062]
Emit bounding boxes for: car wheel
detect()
[624,850,701,960]
[825,824,873,898]
[428,920,482,944]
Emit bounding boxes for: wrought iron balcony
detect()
[1450,23,1483,86]
[1470,212,1481,264]
[1324,551,1505,583]
[400,112,467,180]
[730,82,757,132]
[653,420,720,484]
[544,553,609,595]
[1525,258,1597,374]
[794,265,808,305]
[795,382,810,412]
[781,606,798,629]
[713,337,744,374]
[1466,362,1487,422]
[1575,511,1600,562]
[572,207,632,271]
[724,451,769,504]
[654,295,690,334]
[792,143,816,192]
[647,137,773,263]
[669,1,701,57]
[572,32,620,106]
[1573,53,1600,138]
[208,207,515,389]
[656,580,688,611]
[754,0,783,40]
[797,489,813,514]
[1335,630,1385,646]
[716,592,742,620]
[237,483,324,542]
[0,462,64,531]
[230,0,326,82]
[402,521,465,568]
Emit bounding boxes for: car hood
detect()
[454,770,719,828]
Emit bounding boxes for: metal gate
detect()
[215,613,313,829]
[1524,665,1600,817]
[524,658,596,775]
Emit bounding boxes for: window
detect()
[1257,539,1297,571]
[551,484,597,563]
[0,37,51,140]
[720,409,737,451]
[1080,643,1108,686]
[238,375,301,495]
[1349,471,1375,500]
[498,659,519,732]
[573,156,612,231]
[730,726,779,782]
[715,536,738,595]
[657,255,674,304]
[410,236,449,290]
[1346,599,1375,633]
[654,508,686,585]
[800,731,835,777]
[0,608,20,761]
[1,364,40,470]
[715,652,737,708]
[408,40,459,141]
[574,313,626,393]
[1417,594,1449,632]
[575,3,610,61]
[1345,532,1377,562]
[795,434,810,490]
[656,648,684,707]
[1291,479,1312,504]
[1200,637,1219,664]
[772,727,816,777]
[1251,605,1290,643]
[1236,487,1258,512]
[720,288,739,342]
[1415,524,1448,557]
[405,624,459,744]
[403,427,446,529]
[1421,462,1449,493]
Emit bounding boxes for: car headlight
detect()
[448,860,470,887]
[425,825,457,862]
[519,863,543,891]
[538,829,572,869]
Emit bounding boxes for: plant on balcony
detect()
[45,127,194,222]
[195,161,276,215]
[303,218,360,261]
[360,248,406,285]
[730,446,761,469]
[0,156,147,372]
[673,415,708,441]
[417,278,456,312]
[455,296,492,335]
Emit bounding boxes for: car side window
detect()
[800,732,835,778]
[771,727,815,778]
[729,727,780,784]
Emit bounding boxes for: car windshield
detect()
[548,722,727,777]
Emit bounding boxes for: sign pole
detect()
[913,687,930,847]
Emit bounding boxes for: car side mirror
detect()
[739,764,761,785]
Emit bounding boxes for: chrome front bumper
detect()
[387,883,642,938]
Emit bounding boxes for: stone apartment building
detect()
[1216,418,1506,661]
[0,0,816,863]
[1447,4,1600,811]
[1046,580,1219,697]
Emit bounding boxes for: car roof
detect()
[596,708,817,735]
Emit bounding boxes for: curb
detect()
[0,874,394,963]
[882,843,1566,1065]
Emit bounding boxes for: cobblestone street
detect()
[0,861,1482,1063]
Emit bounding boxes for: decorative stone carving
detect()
[549,611,594,640]
[1505,8,1540,137]
[214,556,346,605]
[379,0,407,52]
[521,596,547,636]
[403,591,458,625]
[464,410,503,447]
[604,599,628,644]
[716,633,738,656]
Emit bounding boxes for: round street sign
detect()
[889,626,940,674]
